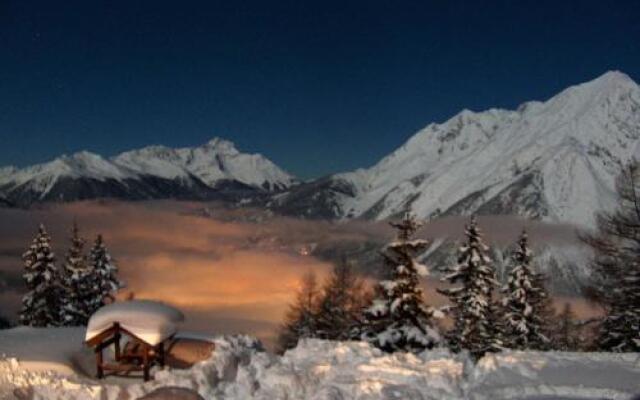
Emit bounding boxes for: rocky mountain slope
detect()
[0,138,295,207]
[270,71,640,229]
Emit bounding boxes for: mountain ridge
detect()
[2,71,638,227]
[0,138,296,206]
[269,70,640,228]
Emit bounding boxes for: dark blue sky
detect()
[1,1,639,178]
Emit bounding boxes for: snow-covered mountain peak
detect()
[27,151,131,181]
[541,71,639,118]
[172,138,295,190]
[200,137,240,154]
[534,72,640,154]
[61,150,110,165]
[560,70,638,101]
[0,151,135,200]
[113,146,189,180]
[126,144,175,157]
[591,70,636,89]
[114,145,181,163]
[107,137,296,189]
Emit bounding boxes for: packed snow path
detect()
[0,328,639,399]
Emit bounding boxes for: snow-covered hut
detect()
[85,300,184,381]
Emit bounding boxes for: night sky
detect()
[1,1,639,178]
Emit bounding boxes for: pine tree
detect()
[277,271,320,352]
[59,223,95,326]
[533,273,556,346]
[360,213,441,353]
[552,303,580,351]
[20,224,62,327]
[87,234,123,307]
[438,216,502,359]
[501,229,551,350]
[315,258,368,341]
[580,162,640,352]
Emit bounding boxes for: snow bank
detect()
[0,327,86,375]
[242,339,463,399]
[85,300,184,346]
[1,327,639,400]
[0,330,260,400]
[467,350,640,400]
[0,327,92,399]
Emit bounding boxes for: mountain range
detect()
[2,71,640,230]
[0,138,296,207]
[270,70,640,228]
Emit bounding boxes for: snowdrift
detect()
[0,327,639,399]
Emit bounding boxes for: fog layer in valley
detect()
[0,201,598,347]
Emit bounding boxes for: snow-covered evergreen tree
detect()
[278,272,320,353]
[20,224,62,327]
[360,213,440,353]
[438,216,502,359]
[581,162,640,352]
[599,266,640,350]
[501,229,550,350]
[59,223,95,326]
[315,258,368,341]
[87,234,123,307]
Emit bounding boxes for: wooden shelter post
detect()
[86,322,174,382]
[142,343,150,381]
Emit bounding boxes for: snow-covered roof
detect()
[85,300,184,346]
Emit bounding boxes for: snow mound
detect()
[85,300,185,346]
[0,327,86,375]
[228,339,463,400]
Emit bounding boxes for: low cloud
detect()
[0,201,590,347]
[0,201,334,346]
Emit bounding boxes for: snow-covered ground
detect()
[0,327,639,400]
